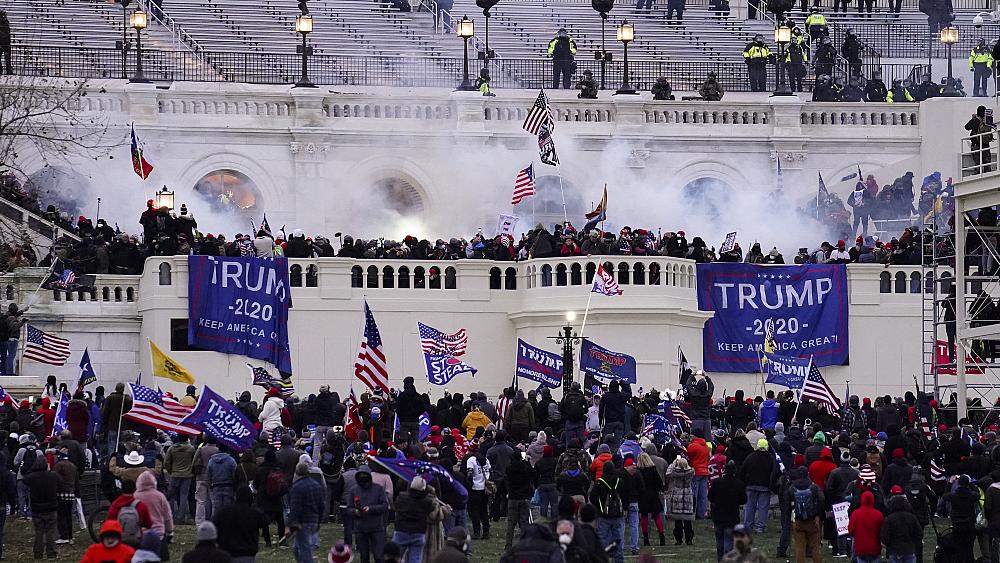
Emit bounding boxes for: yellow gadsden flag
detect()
[149,340,195,384]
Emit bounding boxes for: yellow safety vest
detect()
[805,13,827,27]
[547,37,578,57]
[743,43,771,62]
[970,47,993,69]
[886,88,913,102]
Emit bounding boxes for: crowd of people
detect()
[0,370,996,563]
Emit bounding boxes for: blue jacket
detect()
[759,400,779,430]
[288,476,325,527]
[206,452,236,487]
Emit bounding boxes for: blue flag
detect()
[419,412,431,442]
[762,352,811,390]
[51,391,70,437]
[580,339,636,384]
[643,414,671,435]
[78,348,97,388]
[180,386,256,452]
[372,456,468,498]
[424,354,477,386]
[515,339,563,389]
[618,438,641,461]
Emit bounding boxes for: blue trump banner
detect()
[697,263,849,372]
[188,256,293,373]
[763,352,812,389]
[51,391,69,437]
[515,339,563,389]
[372,456,468,498]
[580,339,637,384]
[424,354,477,386]
[180,385,255,452]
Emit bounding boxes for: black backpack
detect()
[19,447,37,477]
[564,392,587,423]
[599,478,624,518]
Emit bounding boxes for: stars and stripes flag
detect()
[919,416,935,440]
[522,89,554,135]
[247,363,296,398]
[23,325,71,366]
[800,361,841,412]
[511,164,537,206]
[355,300,390,394]
[929,457,945,481]
[125,383,200,435]
[591,264,622,296]
[130,124,154,180]
[248,363,272,388]
[496,393,511,430]
[418,322,468,357]
[659,399,691,428]
[643,414,671,435]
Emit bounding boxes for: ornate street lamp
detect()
[155,186,175,210]
[456,15,476,91]
[773,24,793,96]
[129,10,150,83]
[615,20,637,95]
[294,14,316,88]
[551,311,582,388]
[940,27,960,96]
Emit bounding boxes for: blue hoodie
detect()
[206,451,236,487]
[759,399,779,430]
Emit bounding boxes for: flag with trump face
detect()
[418,322,468,356]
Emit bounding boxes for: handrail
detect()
[960,130,999,178]
[134,0,209,56]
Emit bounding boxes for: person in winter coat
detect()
[101,383,133,453]
[206,447,236,513]
[808,447,837,489]
[253,449,286,545]
[431,527,470,563]
[880,493,923,563]
[684,372,714,439]
[726,390,755,432]
[637,452,665,546]
[535,445,559,520]
[80,520,136,563]
[164,434,195,522]
[193,438,220,526]
[599,381,628,441]
[758,391,779,430]
[181,521,232,563]
[738,439,775,533]
[590,461,625,563]
[547,28,577,90]
[847,491,883,562]
[391,476,436,563]
[259,390,285,436]
[461,404,491,440]
[944,474,980,563]
[344,465,388,562]
[864,70,888,102]
[288,462,325,563]
[665,457,695,545]
[505,450,537,551]
[687,427,711,519]
[709,460,747,560]
[24,455,59,559]
[881,448,913,495]
[504,390,535,444]
[784,466,824,563]
[212,486,268,562]
[498,523,565,563]
[135,470,173,542]
[590,444,614,480]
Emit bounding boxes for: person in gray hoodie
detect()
[345,465,388,563]
[206,446,236,514]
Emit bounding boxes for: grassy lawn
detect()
[1,515,949,562]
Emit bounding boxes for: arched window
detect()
[617,262,630,285]
[382,266,395,289]
[114,287,122,302]
[556,264,568,286]
[289,264,303,287]
[586,262,597,284]
[504,267,517,290]
[571,263,582,286]
[158,263,172,286]
[4,285,12,300]
[649,263,661,285]
[101,287,110,301]
[193,169,261,212]
[306,265,318,287]
[414,266,426,288]
[52,291,61,302]
[366,266,379,288]
[398,266,410,289]
[88,290,96,302]
[894,271,906,294]
[445,267,457,289]
[126,287,135,302]
[910,271,921,294]
[633,263,646,285]
[541,264,553,287]
[879,271,891,293]
[429,267,442,289]
[490,267,502,290]
[351,266,363,288]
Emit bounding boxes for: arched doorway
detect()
[680,177,735,219]
[372,178,425,215]
[512,175,585,228]
[193,169,261,213]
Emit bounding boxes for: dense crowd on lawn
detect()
[0,370,994,563]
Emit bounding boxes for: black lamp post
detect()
[772,23,792,96]
[476,0,498,68]
[615,19,637,95]
[294,14,316,88]
[456,15,476,91]
[940,26,960,96]
[592,0,614,90]
[129,9,151,83]
[550,311,582,388]
[108,0,132,79]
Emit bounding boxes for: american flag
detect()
[418,322,468,356]
[355,300,390,394]
[522,89,554,135]
[919,416,935,440]
[23,325,71,366]
[125,383,200,435]
[345,386,364,441]
[929,457,945,481]
[660,399,691,428]
[511,164,537,206]
[591,264,623,296]
[801,362,841,412]
[496,394,511,430]
[247,363,295,398]
[248,363,272,388]
[643,414,671,435]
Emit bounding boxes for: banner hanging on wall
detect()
[187,256,293,373]
[697,263,849,373]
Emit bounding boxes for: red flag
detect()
[131,124,154,180]
[345,387,364,442]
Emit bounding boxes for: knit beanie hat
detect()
[328,542,353,563]
[196,521,218,541]
[813,432,826,444]
[410,476,427,491]
[756,438,769,451]
[597,443,611,454]
[295,462,310,476]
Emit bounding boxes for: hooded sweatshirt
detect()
[848,491,884,557]
[134,470,173,537]
[808,447,837,489]
[80,520,135,563]
[759,399,779,430]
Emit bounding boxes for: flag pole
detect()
[556,169,568,225]
[579,288,595,339]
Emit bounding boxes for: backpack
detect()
[265,469,290,498]
[788,43,806,65]
[117,499,142,546]
[564,392,587,423]
[599,478,624,518]
[793,486,819,521]
[19,448,37,477]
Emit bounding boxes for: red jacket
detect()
[687,438,711,476]
[848,491,884,557]
[107,494,153,531]
[590,452,614,479]
[808,448,837,489]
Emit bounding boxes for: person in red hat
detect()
[881,448,912,495]
[828,240,851,263]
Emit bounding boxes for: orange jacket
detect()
[687,438,711,476]
[590,452,614,479]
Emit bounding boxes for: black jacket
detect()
[725,400,755,433]
[685,377,714,420]
[212,499,268,557]
[881,458,913,495]
[393,488,435,534]
[880,496,923,556]
[506,457,536,501]
[709,475,747,527]
[864,79,888,102]
[944,485,980,526]
[312,391,337,427]
[24,464,59,514]
[181,541,233,563]
[499,524,565,563]
[737,450,775,488]
[599,390,627,425]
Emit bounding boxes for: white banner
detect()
[720,231,737,253]
[833,501,850,536]
[497,214,519,237]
